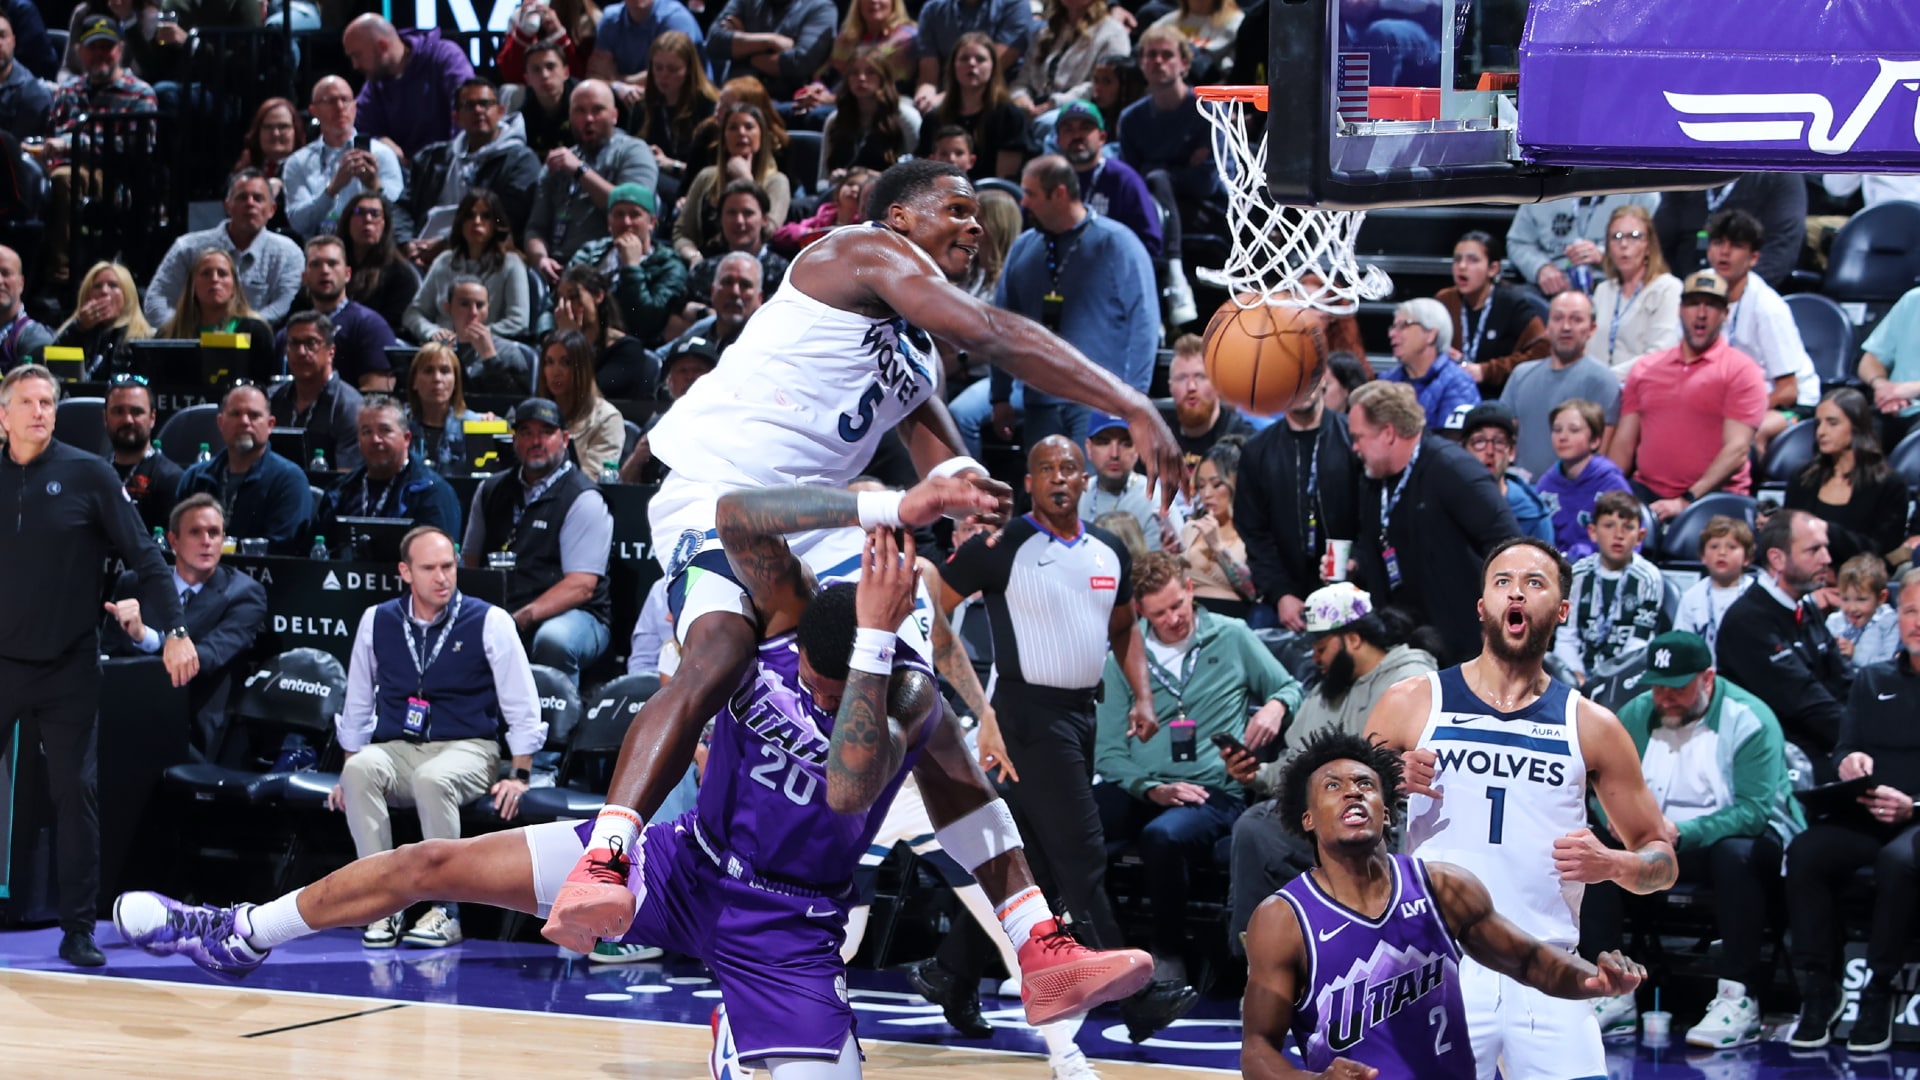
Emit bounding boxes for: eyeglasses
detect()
[350,206,384,219]
[1466,434,1513,451]
[1389,319,1422,330]
[286,337,329,352]
[1610,229,1646,241]
[457,98,501,111]
[109,373,150,386]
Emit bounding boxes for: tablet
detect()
[1792,774,1876,818]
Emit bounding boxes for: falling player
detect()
[1364,538,1676,1080]
[544,160,1182,1007]
[1241,730,1646,1080]
[116,475,1152,1077]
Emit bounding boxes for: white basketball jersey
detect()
[808,526,937,660]
[1404,667,1589,949]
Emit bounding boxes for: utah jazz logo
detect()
[1666,58,1920,155]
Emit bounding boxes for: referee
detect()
[0,365,197,967]
[917,436,1196,1042]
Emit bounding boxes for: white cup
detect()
[1323,538,1354,583]
[1640,1010,1671,1044]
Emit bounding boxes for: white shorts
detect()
[651,477,846,646]
[1459,955,1606,1080]
[859,776,939,869]
[523,819,594,919]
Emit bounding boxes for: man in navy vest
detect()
[461,398,615,685]
[326,526,546,949]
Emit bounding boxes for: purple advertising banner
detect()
[1517,0,1920,171]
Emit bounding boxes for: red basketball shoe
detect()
[540,836,637,953]
[1017,918,1153,1025]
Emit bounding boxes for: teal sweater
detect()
[1095,609,1304,799]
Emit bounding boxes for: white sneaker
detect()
[589,941,664,964]
[361,913,402,949]
[1593,990,1638,1038]
[994,975,1022,998]
[401,905,463,948]
[1684,980,1761,1049]
[1049,1049,1102,1080]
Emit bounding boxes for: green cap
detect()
[607,183,657,215]
[1638,631,1714,687]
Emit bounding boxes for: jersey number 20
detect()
[749,744,819,807]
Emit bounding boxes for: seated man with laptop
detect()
[313,395,463,558]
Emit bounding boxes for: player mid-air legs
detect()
[1240,729,1645,1080]
[540,161,1182,1027]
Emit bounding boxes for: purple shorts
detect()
[571,817,855,1062]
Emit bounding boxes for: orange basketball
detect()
[1201,298,1329,416]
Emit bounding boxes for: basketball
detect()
[1201,298,1329,416]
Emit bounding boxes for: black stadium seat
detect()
[1819,199,1920,344]
[785,130,823,198]
[1785,292,1857,387]
[1652,493,1759,567]
[53,397,109,457]
[517,673,660,823]
[1759,417,1817,488]
[156,403,223,466]
[1889,430,1920,490]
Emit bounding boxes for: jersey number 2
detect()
[1429,1006,1453,1056]
[749,745,819,807]
[1485,786,1507,845]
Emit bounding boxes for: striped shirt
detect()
[1552,552,1667,675]
[939,515,1131,690]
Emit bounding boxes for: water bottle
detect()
[152,526,168,552]
[196,442,212,465]
[1569,264,1595,294]
[600,460,620,484]
[272,734,317,773]
[151,438,163,459]
[310,535,329,560]
[310,447,329,474]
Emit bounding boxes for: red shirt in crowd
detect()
[1620,335,1770,498]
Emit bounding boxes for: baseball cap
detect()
[510,398,565,430]
[78,15,123,45]
[607,183,658,215]
[1637,631,1714,687]
[1680,269,1730,303]
[664,334,721,373]
[1441,401,1476,434]
[1086,413,1129,440]
[1304,582,1373,635]
[1056,100,1106,130]
[1461,401,1519,440]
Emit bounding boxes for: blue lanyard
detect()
[1607,280,1638,362]
[1459,297,1493,367]
[1378,439,1421,541]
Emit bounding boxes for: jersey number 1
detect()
[1485,786,1507,845]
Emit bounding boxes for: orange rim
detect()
[1193,85,1270,111]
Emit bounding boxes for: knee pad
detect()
[934,799,1023,874]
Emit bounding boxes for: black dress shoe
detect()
[59,930,105,968]
[1120,979,1199,1043]
[908,957,993,1038]
[1848,988,1896,1053]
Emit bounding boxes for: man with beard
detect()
[1365,537,1677,1080]
[268,312,366,474]
[1220,582,1441,948]
[313,396,463,556]
[1576,631,1802,1049]
[1714,509,1851,780]
[103,375,181,534]
[175,384,315,556]
[1056,100,1160,259]
[1079,412,1167,550]
[43,17,155,283]
[1162,335,1254,476]
[1236,370,1359,632]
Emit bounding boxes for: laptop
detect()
[269,427,307,465]
[334,517,417,564]
[128,340,209,388]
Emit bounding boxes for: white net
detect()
[1196,92,1393,315]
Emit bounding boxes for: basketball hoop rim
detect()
[1193,85,1269,111]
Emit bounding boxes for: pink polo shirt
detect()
[1620,336,1770,498]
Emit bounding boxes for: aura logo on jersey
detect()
[838,320,931,441]
[1664,58,1920,154]
[1317,946,1450,1054]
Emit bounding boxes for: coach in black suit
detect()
[1346,381,1520,664]
[102,493,269,760]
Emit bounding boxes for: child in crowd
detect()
[1534,398,1631,561]
[1674,516,1756,653]
[1828,554,1901,666]
[1554,490,1667,682]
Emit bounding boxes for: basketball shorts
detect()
[651,478,841,646]
[1458,956,1606,1080]
[524,814,856,1062]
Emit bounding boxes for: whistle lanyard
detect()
[1145,638,1204,720]
[1378,439,1421,543]
[403,592,464,696]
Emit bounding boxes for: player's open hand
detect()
[1318,1058,1379,1080]
[1552,828,1622,884]
[1126,404,1188,511]
[901,475,1003,528]
[1399,747,1439,798]
[856,527,919,632]
[1583,950,1646,997]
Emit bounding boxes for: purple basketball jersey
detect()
[694,631,935,888]
[1276,855,1476,1079]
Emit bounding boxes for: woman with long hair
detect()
[53,262,155,377]
[690,77,792,171]
[1148,0,1244,77]
[1088,53,1145,143]
[819,51,920,182]
[1011,0,1130,117]
[403,188,533,343]
[922,33,1030,179]
[406,342,490,475]
[554,264,659,401]
[1785,387,1911,569]
[673,102,792,262]
[231,97,306,227]
[1590,204,1682,374]
[157,248,277,380]
[1180,440,1258,618]
[632,32,718,206]
[794,0,918,113]
[333,192,422,337]
[969,187,1019,299]
[536,329,627,477]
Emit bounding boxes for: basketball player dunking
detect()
[1242,730,1645,1080]
[1364,538,1677,1080]
[118,476,1122,1079]
[541,160,1180,1026]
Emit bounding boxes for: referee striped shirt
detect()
[939,515,1132,690]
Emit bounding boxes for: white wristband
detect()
[848,627,897,676]
[857,490,906,530]
[928,455,986,479]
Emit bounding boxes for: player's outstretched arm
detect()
[828,528,941,814]
[1567,697,1679,895]
[1243,896,1376,1080]
[1361,676,1440,798]
[1427,860,1646,1002]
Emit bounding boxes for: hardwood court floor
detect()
[0,968,1223,1079]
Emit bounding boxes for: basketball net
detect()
[1194,87,1393,316]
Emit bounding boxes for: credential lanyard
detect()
[1145,638,1204,720]
[1302,431,1322,562]
[1458,298,1493,367]
[403,592,464,696]
[1378,439,1421,543]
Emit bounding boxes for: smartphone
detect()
[352,133,373,152]
[1210,732,1248,756]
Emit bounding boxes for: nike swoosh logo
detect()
[1317,924,1349,942]
[806,905,835,918]
[1881,693,1898,701]
[1449,716,1478,725]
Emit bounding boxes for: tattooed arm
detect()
[1571,696,1680,895]
[827,529,940,814]
[1428,860,1646,1001]
[919,555,991,720]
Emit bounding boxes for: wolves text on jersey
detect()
[1432,745,1569,787]
[838,320,932,442]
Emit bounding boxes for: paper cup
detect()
[1323,539,1354,583]
[1640,1010,1671,1044]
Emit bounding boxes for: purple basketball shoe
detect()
[113,891,269,976]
